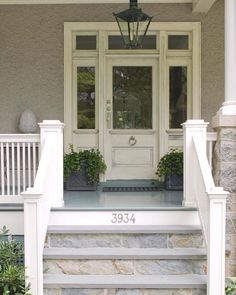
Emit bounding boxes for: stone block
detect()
[62,289,105,295]
[44,289,61,295]
[219,128,236,141]
[134,260,192,275]
[122,234,167,248]
[167,234,204,248]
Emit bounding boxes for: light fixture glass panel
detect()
[113,66,152,129]
[169,66,187,128]
[77,67,95,129]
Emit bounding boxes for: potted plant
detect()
[156,149,183,190]
[64,145,106,191]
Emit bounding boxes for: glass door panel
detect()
[113,66,152,129]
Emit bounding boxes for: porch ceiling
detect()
[0,0,217,13]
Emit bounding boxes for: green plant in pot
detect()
[64,145,107,191]
[156,149,183,190]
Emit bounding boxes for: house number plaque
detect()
[111,213,136,224]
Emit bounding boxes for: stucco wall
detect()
[0,0,224,133]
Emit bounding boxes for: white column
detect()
[220,0,236,115]
[38,120,64,207]
[182,120,208,207]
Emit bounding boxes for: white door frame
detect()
[64,22,201,180]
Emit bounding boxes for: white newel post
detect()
[182,120,208,207]
[22,192,43,295]
[220,0,236,115]
[38,120,65,207]
[208,188,228,295]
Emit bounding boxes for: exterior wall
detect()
[0,0,224,133]
[213,116,236,277]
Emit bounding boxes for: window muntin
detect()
[113,66,152,129]
[169,66,187,129]
[77,67,96,129]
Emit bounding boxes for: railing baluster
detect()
[0,143,5,196]
[17,142,21,195]
[33,142,36,181]
[22,143,26,191]
[6,143,10,196]
[27,143,31,187]
[11,143,15,196]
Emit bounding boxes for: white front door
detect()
[104,57,158,180]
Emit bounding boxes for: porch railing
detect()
[183,120,228,295]
[0,134,40,202]
[21,120,64,295]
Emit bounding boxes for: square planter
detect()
[64,164,97,191]
[165,173,183,190]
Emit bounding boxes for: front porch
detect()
[0,119,228,295]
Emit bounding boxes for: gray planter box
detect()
[64,163,97,191]
[165,173,183,190]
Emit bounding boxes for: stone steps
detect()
[44,224,207,294]
[44,274,207,288]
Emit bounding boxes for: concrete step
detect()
[43,274,207,289]
[43,247,207,260]
[47,225,202,234]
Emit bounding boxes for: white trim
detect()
[0,0,192,4]
[192,0,217,13]
[64,21,201,170]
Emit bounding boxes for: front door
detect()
[104,57,158,180]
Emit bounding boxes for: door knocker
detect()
[128,136,137,146]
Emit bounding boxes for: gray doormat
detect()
[102,186,162,192]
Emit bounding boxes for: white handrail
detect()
[0,134,40,201]
[21,121,64,295]
[183,120,228,295]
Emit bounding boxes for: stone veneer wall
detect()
[213,117,236,276]
[0,0,224,133]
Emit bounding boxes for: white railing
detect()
[206,132,217,170]
[21,121,64,295]
[183,120,228,295]
[0,134,40,202]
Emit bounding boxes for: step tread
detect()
[44,274,207,288]
[43,247,207,259]
[47,225,202,234]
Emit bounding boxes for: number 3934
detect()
[111,213,136,224]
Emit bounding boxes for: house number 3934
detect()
[111,213,136,224]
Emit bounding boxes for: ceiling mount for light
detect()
[113,0,152,49]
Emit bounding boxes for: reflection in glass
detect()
[76,36,97,50]
[169,66,187,128]
[77,67,95,129]
[168,35,189,50]
[108,35,157,50]
[113,66,152,129]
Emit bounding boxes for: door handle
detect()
[128,136,137,146]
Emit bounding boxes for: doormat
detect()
[102,186,162,192]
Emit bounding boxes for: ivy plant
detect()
[64,145,107,185]
[156,149,183,178]
[0,226,31,295]
[226,278,236,295]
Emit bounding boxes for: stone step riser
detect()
[44,288,206,295]
[43,259,207,276]
[46,233,204,249]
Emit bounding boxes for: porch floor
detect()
[61,180,186,211]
